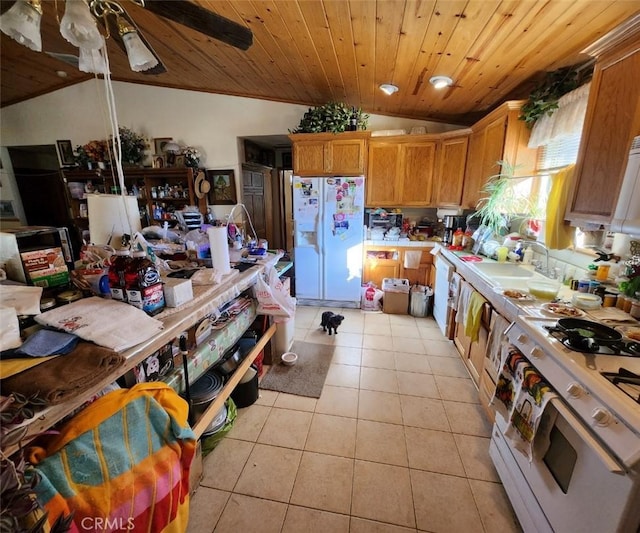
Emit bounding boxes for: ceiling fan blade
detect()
[102,7,167,75]
[143,0,253,51]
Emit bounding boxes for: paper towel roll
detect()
[207,226,231,275]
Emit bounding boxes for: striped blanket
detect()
[29,382,196,532]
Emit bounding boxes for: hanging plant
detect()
[290,102,369,134]
[518,65,585,128]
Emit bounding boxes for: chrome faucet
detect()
[521,240,552,277]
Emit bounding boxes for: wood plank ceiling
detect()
[1,1,638,125]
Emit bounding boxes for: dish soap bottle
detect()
[522,246,533,265]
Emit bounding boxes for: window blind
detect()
[536,134,582,172]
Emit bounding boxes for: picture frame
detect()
[153,137,173,155]
[0,200,17,219]
[56,139,75,167]
[205,169,237,205]
[173,154,185,168]
[152,154,166,169]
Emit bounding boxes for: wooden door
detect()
[328,138,366,175]
[399,142,437,206]
[242,165,272,243]
[366,142,401,206]
[567,41,640,224]
[434,136,468,206]
[292,141,326,175]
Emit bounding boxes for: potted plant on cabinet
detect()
[290,102,369,133]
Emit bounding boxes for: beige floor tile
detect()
[364,313,391,325]
[391,324,423,338]
[361,348,396,369]
[404,427,465,476]
[200,438,254,491]
[417,325,446,342]
[228,404,271,442]
[389,315,417,326]
[469,479,522,532]
[393,336,427,354]
[352,460,415,528]
[394,353,432,374]
[400,395,451,432]
[410,470,482,533]
[334,332,363,348]
[257,407,312,449]
[423,339,459,357]
[332,346,362,366]
[290,451,354,514]
[214,493,287,533]
[427,355,470,377]
[360,367,399,393]
[295,311,319,329]
[294,327,308,341]
[274,392,317,412]
[325,363,361,388]
[305,328,338,345]
[233,443,302,502]
[365,322,392,335]
[363,334,394,351]
[396,371,439,398]
[355,419,408,466]
[358,390,403,424]
[350,517,417,533]
[187,487,229,533]
[316,385,359,418]
[339,319,365,334]
[282,506,350,533]
[443,401,492,437]
[434,375,479,404]
[305,413,357,457]
[255,389,278,406]
[453,434,499,482]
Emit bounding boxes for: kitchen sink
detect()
[473,263,535,278]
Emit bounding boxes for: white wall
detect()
[0,79,462,223]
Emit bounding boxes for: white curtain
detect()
[528,82,591,148]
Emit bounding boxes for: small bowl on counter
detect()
[527,279,561,301]
[572,293,602,310]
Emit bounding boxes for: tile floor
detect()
[188,307,522,533]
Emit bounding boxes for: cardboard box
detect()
[162,276,194,308]
[20,247,70,288]
[382,278,410,315]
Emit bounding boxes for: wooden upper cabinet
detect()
[434,133,469,206]
[366,141,401,205]
[289,131,369,176]
[461,101,537,209]
[366,135,438,207]
[566,35,640,225]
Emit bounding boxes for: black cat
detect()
[320,311,344,335]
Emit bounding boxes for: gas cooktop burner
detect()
[601,368,640,404]
[544,327,640,356]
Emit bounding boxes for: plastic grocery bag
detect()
[254,266,296,319]
[361,283,383,312]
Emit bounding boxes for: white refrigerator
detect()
[293,176,365,306]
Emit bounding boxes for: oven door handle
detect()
[550,398,625,474]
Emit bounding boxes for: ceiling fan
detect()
[1,0,253,75]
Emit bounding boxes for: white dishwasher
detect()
[433,254,455,337]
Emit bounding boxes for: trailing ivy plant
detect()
[290,102,369,133]
[518,66,583,128]
[474,161,539,237]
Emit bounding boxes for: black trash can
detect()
[231,365,259,408]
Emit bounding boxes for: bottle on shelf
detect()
[348,107,358,131]
[108,248,132,301]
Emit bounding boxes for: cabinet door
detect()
[366,143,401,206]
[363,248,400,288]
[399,249,432,285]
[567,43,640,224]
[461,130,485,209]
[327,139,366,175]
[293,141,326,175]
[481,115,508,181]
[434,136,468,206]
[399,142,437,206]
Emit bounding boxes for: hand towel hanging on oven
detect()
[493,345,558,461]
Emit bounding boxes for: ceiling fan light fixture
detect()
[379,83,399,96]
[117,16,158,72]
[0,0,43,52]
[60,0,104,50]
[79,45,109,75]
[429,75,453,89]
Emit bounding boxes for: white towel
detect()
[485,314,511,381]
[403,250,422,269]
[493,345,558,461]
[35,297,164,352]
[455,280,473,326]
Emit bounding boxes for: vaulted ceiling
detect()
[1,1,638,125]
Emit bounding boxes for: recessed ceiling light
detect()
[379,83,399,95]
[429,75,453,89]
[56,70,68,78]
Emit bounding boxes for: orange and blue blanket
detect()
[29,382,196,533]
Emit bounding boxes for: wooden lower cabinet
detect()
[363,246,433,288]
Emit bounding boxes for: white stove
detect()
[507,316,640,468]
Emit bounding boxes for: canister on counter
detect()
[577,279,590,293]
[616,294,627,310]
[588,280,600,294]
[623,296,633,313]
[570,279,579,291]
[602,291,618,308]
[630,299,640,319]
